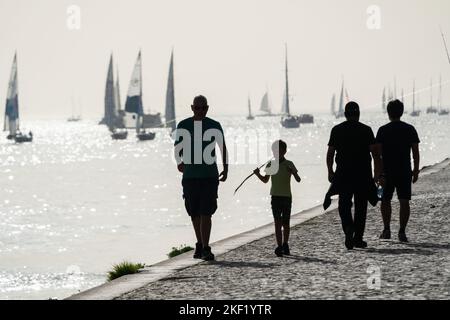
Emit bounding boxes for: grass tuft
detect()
[107,261,145,281]
[167,244,194,258]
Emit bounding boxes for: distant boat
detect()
[3,53,32,143]
[330,93,336,117]
[426,78,438,114]
[165,50,176,132]
[335,79,345,118]
[381,87,386,113]
[410,80,421,117]
[125,51,155,141]
[67,96,82,122]
[257,90,278,117]
[438,75,449,115]
[280,44,300,129]
[247,96,255,120]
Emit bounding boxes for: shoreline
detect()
[67,157,450,300]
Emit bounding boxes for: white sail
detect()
[165,50,176,131]
[337,79,344,117]
[260,92,271,113]
[331,94,336,116]
[125,51,143,116]
[4,53,19,135]
[248,96,253,117]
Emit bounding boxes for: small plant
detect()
[167,245,194,258]
[107,261,145,281]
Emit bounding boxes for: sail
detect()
[331,94,336,116]
[165,50,176,131]
[282,44,290,115]
[412,80,416,112]
[114,66,125,128]
[260,92,271,113]
[4,53,19,135]
[125,51,143,116]
[382,87,386,113]
[248,96,252,117]
[338,80,344,116]
[104,55,116,131]
[430,78,433,108]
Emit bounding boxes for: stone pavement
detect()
[118,164,450,300]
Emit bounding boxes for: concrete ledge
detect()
[66,200,338,300]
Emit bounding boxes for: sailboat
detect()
[125,51,155,141]
[335,79,345,118]
[410,80,420,117]
[426,78,438,114]
[280,45,300,129]
[165,50,176,132]
[247,96,255,120]
[330,93,336,117]
[258,90,275,117]
[438,75,449,115]
[67,96,82,122]
[381,87,386,113]
[3,53,32,143]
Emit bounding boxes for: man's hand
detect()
[219,170,228,182]
[177,162,184,173]
[412,169,419,184]
[328,171,335,183]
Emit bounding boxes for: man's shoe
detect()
[354,240,368,248]
[275,246,283,257]
[345,236,354,250]
[201,246,215,261]
[282,243,290,255]
[193,242,203,259]
[379,229,391,240]
[398,232,408,243]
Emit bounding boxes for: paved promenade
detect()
[117,162,450,300]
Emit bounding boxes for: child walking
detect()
[254,140,301,257]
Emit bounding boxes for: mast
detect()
[413,80,416,112]
[248,96,252,117]
[430,78,433,108]
[382,87,386,113]
[284,43,290,115]
[165,49,176,131]
[331,94,336,116]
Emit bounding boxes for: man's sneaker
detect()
[282,243,290,255]
[193,242,203,259]
[398,232,408,243]
[354,240,368,248]
[201,246,215,261]
[275,246,283,257]
[379,229,391,240]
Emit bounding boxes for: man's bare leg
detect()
[191,216,202,244]
[399,199,410,234]
[381,200,392,230]
[200,215,212,248]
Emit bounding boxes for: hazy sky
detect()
[1,0,450,120]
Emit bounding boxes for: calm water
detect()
[0,112,449,299]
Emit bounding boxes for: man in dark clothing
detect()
[376,99,420,243]
[327,102,382,250]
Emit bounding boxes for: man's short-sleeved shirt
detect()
[376,121,420,176]
[265,159,297,198]
[328,120,376,177]
[175,117,224,179]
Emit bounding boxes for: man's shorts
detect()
[271,196,292,224]
[383,174,412,201]
[182,178,219,217]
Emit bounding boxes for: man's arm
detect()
[370,143,383,182]
[218,135,228,182]
[412,143,420,183]
[326,146,336,183]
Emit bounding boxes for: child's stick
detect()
[234,159,272,195]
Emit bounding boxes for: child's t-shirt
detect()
[265,159,298,198]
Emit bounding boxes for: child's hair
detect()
[272,140,287,153]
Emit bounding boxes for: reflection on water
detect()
[0,113,449,299]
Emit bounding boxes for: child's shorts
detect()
[271,196,292,224]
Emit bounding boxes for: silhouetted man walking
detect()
[174,95,228,261]
[376,100,420,242]
[327,102,382,250]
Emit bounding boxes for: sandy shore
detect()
[116,160,450,300]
